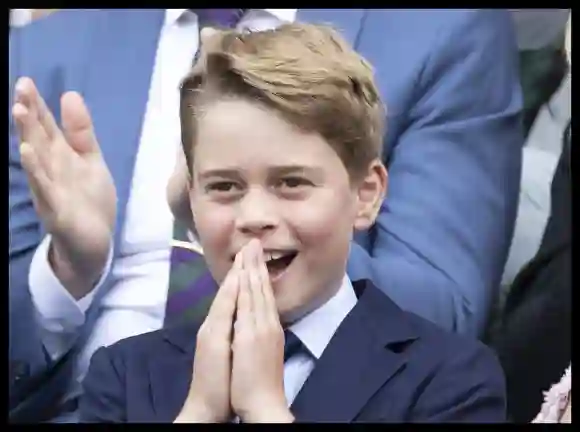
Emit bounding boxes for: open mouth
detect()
[264,250,298,280]
[229,249,298,282]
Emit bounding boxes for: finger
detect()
[19,142,55,212]
[246,240,268,324]
[14,78,39,126]
[11,102,31,141]
[16,77,61,140]
[15,77,60,140]
[236,244,253,328]
[208,251,241,317]
[12,103,55,182]
[256,243,278,323]
[205,252,241,331]
[12,83,49,149]
[61,91,100,155]
[234,283,252,340]
[34,83,61,140]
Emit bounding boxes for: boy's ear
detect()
[167,151,196,234]
[353,159,388,231]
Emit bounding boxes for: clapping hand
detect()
[12,78,116,298]
[175,240,294,423]
[230,240,294,423]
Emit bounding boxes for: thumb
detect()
[61,91,101,155]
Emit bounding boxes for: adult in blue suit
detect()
[9,9,522,422]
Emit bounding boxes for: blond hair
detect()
[180,23,385,182]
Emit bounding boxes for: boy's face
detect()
[190,99,385,323]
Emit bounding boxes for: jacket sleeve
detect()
[348,10,524,336]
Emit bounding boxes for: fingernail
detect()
[19,142,31,155]
[15,81,25,97]
[236,250,243,264]
[16,77,32,94]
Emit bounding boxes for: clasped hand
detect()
[175,239,294,423]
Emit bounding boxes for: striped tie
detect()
[165,9,247,327]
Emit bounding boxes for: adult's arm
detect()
[9,16,113,388]
[348,10,524,336]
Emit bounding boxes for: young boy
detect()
[79,24,506,423]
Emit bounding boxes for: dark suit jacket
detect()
[79,281,506,423]
[490,123,571,423]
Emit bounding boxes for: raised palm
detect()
[12,78,116,280]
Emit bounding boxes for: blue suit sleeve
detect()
[79,346,127,423]
[348,10,524,336]
[8,26,52,378]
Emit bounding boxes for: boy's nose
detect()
[235,189,279,235]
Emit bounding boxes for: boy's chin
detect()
[277,303,308,327]
[274,287,310,326]
[275,289,332,327]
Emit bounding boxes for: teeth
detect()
[265,251,289,262]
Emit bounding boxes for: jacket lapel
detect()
[290,281,419,422]
[148,324,199,423]
[148,355,194,423]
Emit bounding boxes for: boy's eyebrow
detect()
[269,165,322,177]
[198,165,322,180]
[197,169,241,181]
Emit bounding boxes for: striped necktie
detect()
[165,9,247,327]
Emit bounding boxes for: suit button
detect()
[10,361,30,384]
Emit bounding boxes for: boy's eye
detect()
[279,177,312,189]
[206,181,239,193]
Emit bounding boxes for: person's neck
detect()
[280,274,346,327]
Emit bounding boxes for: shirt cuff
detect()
[10,9,32,27]
[29,235,114,333]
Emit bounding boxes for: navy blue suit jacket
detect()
[9,9,521,421]
[79,281,506,423]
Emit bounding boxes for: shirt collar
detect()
[165,9,189,26]
[10,9,33,27]
[164,9,296,27]
[289,275,357,360]
[262,9,298,22]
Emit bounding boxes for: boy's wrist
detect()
[174,401,219,423]
[240,404,295,423]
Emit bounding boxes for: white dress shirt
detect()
[28,9,297,410]
[10,9,33,27]
[500,73,570,288]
